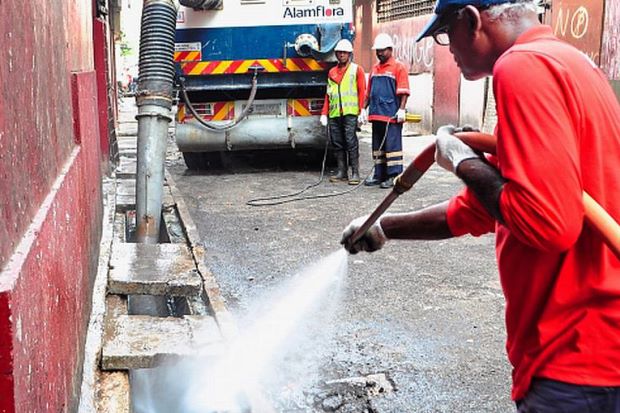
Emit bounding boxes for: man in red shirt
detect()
[321,39,366,184]
[341,0,620,411]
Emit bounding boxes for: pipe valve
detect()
[294,34,319,57]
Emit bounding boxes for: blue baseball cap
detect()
[415,0,517,42]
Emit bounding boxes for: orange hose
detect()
[456,132,620,259]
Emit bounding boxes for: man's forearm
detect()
[381,202,454,240]
[456,158,506,224]
[398,94,407,110]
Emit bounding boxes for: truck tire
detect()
[182,152,222,170]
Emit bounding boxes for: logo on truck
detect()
[283,5,345,18]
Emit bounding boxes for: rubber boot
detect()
[348,150,360,185]
[329,151,348,182]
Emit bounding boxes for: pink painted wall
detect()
[0,1,104,411]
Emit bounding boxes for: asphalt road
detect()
[166,128,513,413]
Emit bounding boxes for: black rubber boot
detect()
[380,176,395,189]
[348,150,360,185]
[329,151,348,182]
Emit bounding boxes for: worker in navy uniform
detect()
[359,33,410,189]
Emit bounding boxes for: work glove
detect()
[434,124,480,173]
[340,215,389,254]
[396,108,406,123]
[358,108,368,125]
[320,115,328,127]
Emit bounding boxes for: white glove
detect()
[340,215,388,254]
[396,109,406,123]
[358,108,368,125]
[434,124,480,173]
[320,115,328,127]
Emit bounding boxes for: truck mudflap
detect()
[175,116,326,152]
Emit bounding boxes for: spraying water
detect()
[132,249,349,412]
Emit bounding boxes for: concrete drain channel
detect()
[98,132,396,412]
[98,131,239,412]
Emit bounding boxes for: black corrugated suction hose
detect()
[137,0,178,109]
[180,0,223,9]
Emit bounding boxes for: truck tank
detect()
[173,0,354,169]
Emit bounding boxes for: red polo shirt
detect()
[446,25,620,401]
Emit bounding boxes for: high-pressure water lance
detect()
[345,131,620,260]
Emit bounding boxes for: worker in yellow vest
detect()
[320,39,367,184]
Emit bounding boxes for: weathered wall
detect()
[0,1,103,411]
[601,0,619,97]
[432,44,461,131]
[376,16,435,75]
[459,77,487,131]
[94,19,113,163]
[405,73,433,134]
[551,0,604,64]
[353,0,375,74]
[353,0,618,134]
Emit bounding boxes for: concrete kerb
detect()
[78,172,235,411]
[78,176,130,413]
[164,170,238,340]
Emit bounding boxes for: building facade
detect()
[0,1,119,411]
[353,0,620,134]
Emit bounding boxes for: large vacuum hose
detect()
[135,0,231,243]
[135,0,178,244]
[136,0,178,110]
[180,0,222,9]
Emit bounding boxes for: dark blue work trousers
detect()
[517,378,620,413]
[370,121,403,181]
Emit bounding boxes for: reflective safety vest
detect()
[327,63,360,118]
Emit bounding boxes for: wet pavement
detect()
[165,120,513,412]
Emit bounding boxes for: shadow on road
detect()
[180,149,336,176]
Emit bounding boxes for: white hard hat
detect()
[372,33,394,50]
[334,39,354,53]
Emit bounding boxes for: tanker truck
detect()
[174,0,355,169]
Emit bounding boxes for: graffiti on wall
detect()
[376,15,435,74]
[551,0,604,64]
[393,34,434,73]
[600,0,619,80]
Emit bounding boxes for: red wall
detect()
[353,0,376,72]
[432,45,461,130]
[94,19,113,163]
[0,1,104,411]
